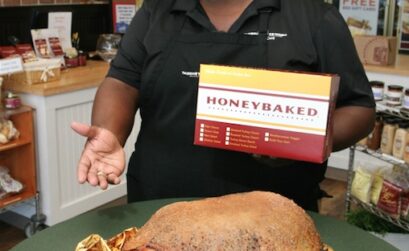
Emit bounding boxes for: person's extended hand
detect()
[71,121,125,190]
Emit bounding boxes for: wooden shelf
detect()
[0,138,31,152]
[0,106,37,211]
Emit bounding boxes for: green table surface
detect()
[11,198,398,251]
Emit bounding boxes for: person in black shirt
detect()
[71,0,375,211]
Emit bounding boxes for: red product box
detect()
[0,46,18,58]
[194,65,340,163]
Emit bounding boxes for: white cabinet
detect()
[16,87,140,225]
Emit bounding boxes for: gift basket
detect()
[5,58,62,85]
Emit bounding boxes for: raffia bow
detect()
[40,67,55,82]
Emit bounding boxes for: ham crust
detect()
[123,191,322,251]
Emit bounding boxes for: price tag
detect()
[0,57,24,76]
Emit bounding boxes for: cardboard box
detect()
[194,65,339,163]
[353,35,397,66]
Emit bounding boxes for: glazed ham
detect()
[122,191,323,251]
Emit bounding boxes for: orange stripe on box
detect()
[199,64,334,97]
[197,113,326,133]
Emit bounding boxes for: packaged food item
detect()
[194,64,339,163]
[0,46,18,58]
[366,113,383,150]
[377,178,403,219]
[15,44,37,63]
[370,167,389,205]
[392,122,408,159]
[351,165,373,203]
[0,118,20,144]
[0,166,23,198]
[48,36,64,56]
[31,29,64,58]
[380,117,398,155]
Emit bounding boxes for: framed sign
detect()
[112,0,143,33]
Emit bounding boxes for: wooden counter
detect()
[364,54,409,77]
[3,60,109,96]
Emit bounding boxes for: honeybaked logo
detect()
[206,96,318,117]
[181,71,200,78]
[244,31,288,40]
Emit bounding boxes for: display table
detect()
[11,198,398,251]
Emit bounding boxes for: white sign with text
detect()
[339,0,380,35]
[0,57,24,76]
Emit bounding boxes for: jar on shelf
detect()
[370,80,385,101]
[380,117,398,155]
[366,112,384,150]
[385,85,404,107]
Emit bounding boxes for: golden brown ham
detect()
[122,191,323,251]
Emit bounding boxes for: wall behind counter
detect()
[0,2,112,52]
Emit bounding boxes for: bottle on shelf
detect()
[367,112,384,150]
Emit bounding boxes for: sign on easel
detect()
[0,57,24,76]
[339,0,380,35]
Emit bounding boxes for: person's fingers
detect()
[106,173,121,185]
[99,162,123,177]
[77,154,92,184]
[97,172,109,190]
[71,122,101,139]
[97,161,122,184]
[71,121,91,137]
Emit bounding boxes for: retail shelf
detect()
[354,144,407,168]
[350,196,409,232]
[376,102,409,120]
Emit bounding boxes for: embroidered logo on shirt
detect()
[244,32,288,41]
[181,71,200,78]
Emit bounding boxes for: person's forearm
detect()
[92,77,139,146]
[331,106,375,152]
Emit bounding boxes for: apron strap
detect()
[258,8,272,35]
[258,8,272,67]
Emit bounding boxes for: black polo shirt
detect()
[108,0,375,109]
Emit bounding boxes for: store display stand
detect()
[345,102,409,232]
[0,105,46,237]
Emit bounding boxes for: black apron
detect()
[127,9,326,211]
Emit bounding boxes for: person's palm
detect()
[71,122,125,189]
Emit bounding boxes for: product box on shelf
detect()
[193,64,340,163]
[3,58,62,86]
[353,35,397,66]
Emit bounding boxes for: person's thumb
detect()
[71,121,93,137]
